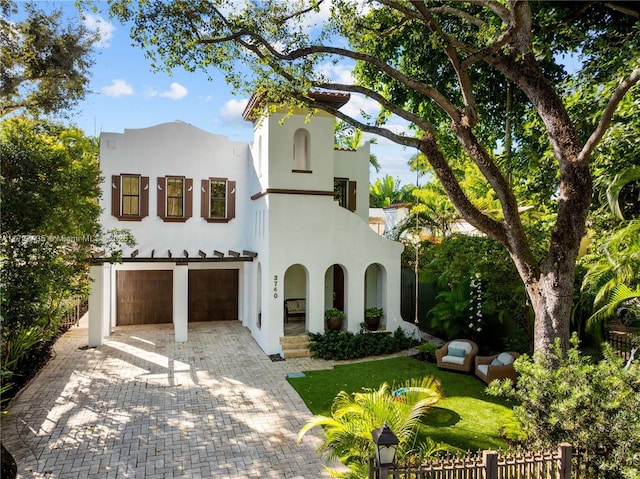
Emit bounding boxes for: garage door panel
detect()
[116,270,173,325]
[189,270,238,322]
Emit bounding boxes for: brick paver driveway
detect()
[2,319,340,478]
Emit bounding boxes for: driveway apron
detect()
[1,318,340,478]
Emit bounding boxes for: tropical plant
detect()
[422,234,531,350]
[334,119,380,172]
[606,166,640,221]
[325,308,346,320]
[369,175,414,208]
[297,376,447,478]
[365,307,383,319]
[580,220,640,343]
[488,335,640,479]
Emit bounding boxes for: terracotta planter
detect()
[364,316,380,331]
[326,316,343,331]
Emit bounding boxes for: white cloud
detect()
[317,62,355,85]
[340,93,381,119]
[82,14,115,48]
[159,83,188,100]
[102,79,134,97]
[220,98,249,123]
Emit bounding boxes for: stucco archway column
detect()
[346,267,364,333]
[307,269,324,334]
[88,263,110,347]
[173,263,189,342]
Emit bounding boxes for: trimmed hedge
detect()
[309,328,417,360]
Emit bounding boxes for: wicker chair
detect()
[435,339,479,373]
[474,351,521,384]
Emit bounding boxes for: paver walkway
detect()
[1,318,352,478]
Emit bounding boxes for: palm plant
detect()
[297,377,447,478]
[581,219,640,343]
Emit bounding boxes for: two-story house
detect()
[88,92,415,356]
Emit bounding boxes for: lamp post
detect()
[371,422,399,479]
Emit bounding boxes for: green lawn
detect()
[287,356,515,451]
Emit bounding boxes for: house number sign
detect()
[273,275,278,298]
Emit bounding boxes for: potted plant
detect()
[325,308,346,331]
[364,307,383,331]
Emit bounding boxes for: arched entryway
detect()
[324,264,347,331]
[283,264,308,336]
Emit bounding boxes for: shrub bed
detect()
[309,328,417,360]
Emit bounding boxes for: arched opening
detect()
[324,264,347,331]
[293,128,310,171]
[283,264,308,336]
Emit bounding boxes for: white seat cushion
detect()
[442,355,465,365]
[497,352,515,365]
[477,364,489,377]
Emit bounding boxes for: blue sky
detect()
[21,1,418,186]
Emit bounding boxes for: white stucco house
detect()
[88,92,415,356]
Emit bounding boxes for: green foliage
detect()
[297,376,446,477]
[1,118,101,342]
[369,175,414,208]
[0,117,134,403]
[364,307,383,319]
[488,335,640,479]
[0,1,99,117]
[416,342,436,361]
[579,220,640,344]
[422,235,530,351]
[325,308,346,320]
[309,328,416,360]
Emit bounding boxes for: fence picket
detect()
[379,444,573,479]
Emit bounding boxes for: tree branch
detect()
[418,130,508,244]
[313,82,434,132]
[580,66,640,162]
[410,1,478,126]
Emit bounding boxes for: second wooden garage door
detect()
[188,269,238,322]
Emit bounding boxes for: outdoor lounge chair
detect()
[435,339,478,373]
[474,351,521,384]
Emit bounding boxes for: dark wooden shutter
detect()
[348,180,357,212]
[227,181,236,220]
[201,179,210,218]
[185,178,193,219]
[157,177,166,218]
[111,175,121,217]
[140,176,150,218]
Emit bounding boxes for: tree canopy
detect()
[96,0,640,352]
[0,0,98,118]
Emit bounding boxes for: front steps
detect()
[280,334,312,359]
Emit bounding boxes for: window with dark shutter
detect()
[201,177,236,223]
[158,176,192,222]
[112,174,149,221]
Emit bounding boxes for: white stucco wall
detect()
[99,121,253,257]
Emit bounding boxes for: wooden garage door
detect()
[188,269,238,322]
[116,270,173,325]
